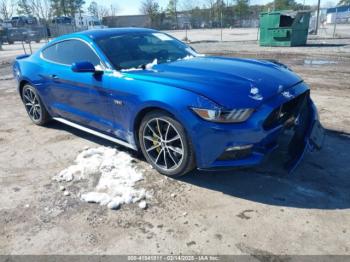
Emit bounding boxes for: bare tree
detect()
[140,0,159,14]
[30,0,52,20]
[98,5,109,18]
[140,0,160,27]
[167,0,179,29]
[109,4,118,16]
[181,0,196,11]
[17,0,32,16]
[88,1,118,19]
[88,1,98,17]
[17,0,52,23]
[0,0,15,20]
[321,1,335,7]
[205,0,215,25]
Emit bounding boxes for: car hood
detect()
[122,56,302,108]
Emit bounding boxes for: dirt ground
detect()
[0,37,350,256]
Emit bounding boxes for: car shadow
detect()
[180,129,350,210]
[48,121,350,210]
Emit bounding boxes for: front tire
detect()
[139,111,196,177]
[22,84,50,125]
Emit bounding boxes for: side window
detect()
[42,43,59,62]
[42,39,101,66]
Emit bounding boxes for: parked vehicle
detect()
[25,30,41,43]
[13,28,324,176]
[52,16,73,25]
[75,15,105,29]
[1,20,13,29]
[3,28,41,44]
[4,28,27,44]
[11,16,38,27]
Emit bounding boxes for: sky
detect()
[92,0,333,16]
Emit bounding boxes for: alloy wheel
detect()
[23,88,42,121]
[142,117,184,171]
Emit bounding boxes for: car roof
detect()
[73,28,157,41]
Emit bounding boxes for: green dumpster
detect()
[259,11,310,47]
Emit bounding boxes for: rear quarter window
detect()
[41,39,101,66]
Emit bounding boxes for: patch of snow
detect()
[250,87,259,95]
[178,55,194,61]
[185,47,205,57]
[81,192,111,205]
[107,199,121,210]
[138,200,147,209]
[282,91,294,99]
[54,147,149,210]
[249,86,264,101]
[249,93,263,101]
[120,59,158,72]
[145,58,158,70]
[121,67,143,72]
[53,168,74,182]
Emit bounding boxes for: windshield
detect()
[95,32,197,70]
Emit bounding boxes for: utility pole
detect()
[220,0,223,41]
[333,7,338,38]
[315,0,321,35]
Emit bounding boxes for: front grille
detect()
[263,91,309,130]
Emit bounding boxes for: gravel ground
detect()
[0,37,350,255]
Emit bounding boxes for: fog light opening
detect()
[218,144,253,161]
[226,144,253,152]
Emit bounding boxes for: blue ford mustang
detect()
[13,28,324,176]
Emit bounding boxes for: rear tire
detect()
[22,84,51,125]
[139,110,196,177]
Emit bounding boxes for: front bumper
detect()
[190,83,324,172]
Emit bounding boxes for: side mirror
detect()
[71,61,96,73]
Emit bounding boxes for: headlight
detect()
[191,107,254,123]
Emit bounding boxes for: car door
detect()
[41,39,115,133]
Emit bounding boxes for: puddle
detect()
[303,59,337,66]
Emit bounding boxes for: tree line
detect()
[140,0,312,29]
[0,0,349,24]
[0,0,117,21]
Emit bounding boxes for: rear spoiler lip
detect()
[16,54,31,60]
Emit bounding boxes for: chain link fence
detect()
[0,23,89,54]
[1,12,350,53]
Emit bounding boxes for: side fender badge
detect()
[113,100,123,106]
